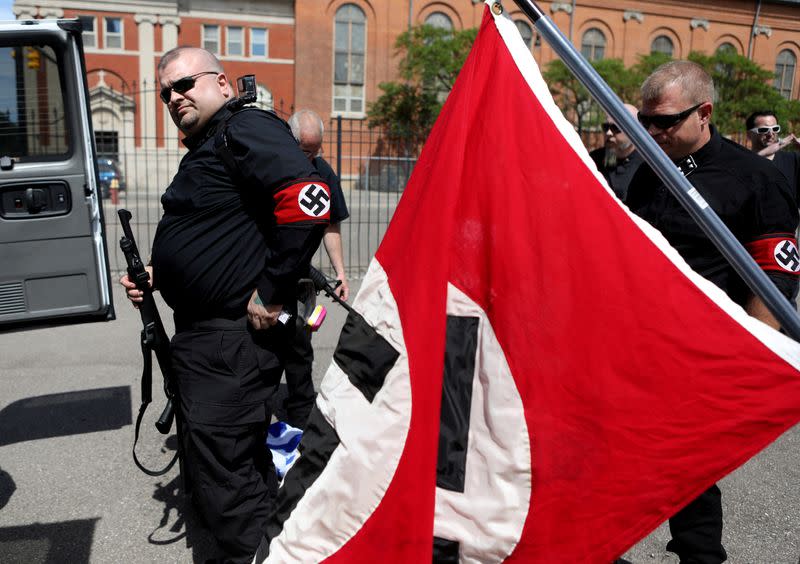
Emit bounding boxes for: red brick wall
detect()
[178,17,295,111]
[40,1,800,148]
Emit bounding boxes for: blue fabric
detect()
[267,421,303,478]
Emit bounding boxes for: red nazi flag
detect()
[256,2,800,562]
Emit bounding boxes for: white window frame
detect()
[202,24,220,55]
[332,4,367,117]
[104,17,123,50]
[775,49,797,100]
[250,27,268,58]
[227,26,243,56]
[79,15,96,48]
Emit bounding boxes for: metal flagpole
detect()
[511,0,800,341]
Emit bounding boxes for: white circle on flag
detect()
[773,239,800,272]
[298,183,330,218]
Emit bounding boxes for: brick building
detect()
[10,0,800,152]
[299,0,800,124]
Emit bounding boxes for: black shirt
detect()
[313,156,349,224]
[151,107,328,318]
[626,126,798,306]
[589,147,643,201]
[772,150,800,207]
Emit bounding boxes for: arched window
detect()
[650,35,674,57]
[775,49,797,99]
[425,12,453,31]
[515,20,533,50]
[333,4,366,114]
[716,42,736,55]
[581,28,605,61]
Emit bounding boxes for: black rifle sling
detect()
[132,324,178,477]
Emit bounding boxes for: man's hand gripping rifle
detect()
[307,266,354,314]
[118,209,179,476]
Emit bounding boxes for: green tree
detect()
[545,48,794,138]
[630,51,673,84]
[394,25,478,93]
[777,98,800,138]
[688,50,786,134]
[367,82,438,154]
[367,24,477,153]
[543,58,640,134]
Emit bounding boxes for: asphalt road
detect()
[0,283,798,563]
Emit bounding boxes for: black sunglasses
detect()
[601,122,621,134]
[749,124,781,135]
[160,71,218,104]
[637,103,704,130]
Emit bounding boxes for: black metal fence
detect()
[100,83,751,282]
[96,83,416,279]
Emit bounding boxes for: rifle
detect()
[118,209,179,476]
[307,266,355,315]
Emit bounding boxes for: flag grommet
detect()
[492,2,503,15]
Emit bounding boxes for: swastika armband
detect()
[745,235,800,274]
[273,180,331,224]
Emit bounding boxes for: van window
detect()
[0,44,70,161]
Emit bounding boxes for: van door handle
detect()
[25,187,47,213]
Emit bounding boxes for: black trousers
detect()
[171,317,282,564]
[280,319,317,429]
[667,484,727,564]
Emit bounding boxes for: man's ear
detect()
[698,102,713,125]
[217,73,232,98]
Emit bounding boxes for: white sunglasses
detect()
[749,125,781,135]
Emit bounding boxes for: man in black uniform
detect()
[121,47,330,563]
[279,108,350,429]
[626,61,799,564]
[745,110,800,207]
[589,103,642,201]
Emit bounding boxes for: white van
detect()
[0,19,114,329]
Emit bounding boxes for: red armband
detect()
[745,234,800,274]
[273,180,331,224]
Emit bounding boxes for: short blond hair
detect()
[641,60,714,105]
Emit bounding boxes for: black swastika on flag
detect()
[299,184,330,216]
[775,240,800,272]
[433,315,479,562]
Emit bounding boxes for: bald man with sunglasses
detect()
[626,61,799,564]
[121,47,330,563]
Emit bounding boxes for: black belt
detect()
[174,314,248,333]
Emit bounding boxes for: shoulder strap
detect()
[132,329,179,476]
[213,107,292,187]
[213,111,246,186]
